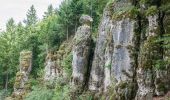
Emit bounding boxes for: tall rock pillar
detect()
[71,15,93,89]
[12,51,32,100]
[88,6,113,92]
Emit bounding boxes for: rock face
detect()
[89,1,138,99]
[44,52,61,81]
[71,15,93,88]
[44,36,73,85]
[88,0,170,100]
[112,18,137,100]
[89,6,113,92]
[136,14,160,100]
[8,0,170,99]
[13,51,32,99]
[48,0,169,99]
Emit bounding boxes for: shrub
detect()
[25,86,54,100]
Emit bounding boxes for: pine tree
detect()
[0,18,18,92]
[24,5,38,26]
[43,4,54,19]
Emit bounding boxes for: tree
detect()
[24,5,38,26]
[43,4,54,19]
[0,18,19,92]
[0,0,111,98]
[57,0,73,40]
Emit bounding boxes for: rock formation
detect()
[12,51,32,100]
[88,6,113,92]
[87,0,170,99]
[44,36,74,85]
[11,0,169,100]
[89,1,138,99]
[5,0,170,100]
[71,15,93,89]
[41,0,169,99]
[44,52,61,81]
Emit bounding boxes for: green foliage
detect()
[78,92,93,100]
[25,86,54,100]
[0,90,10,100]
[145,6,158,16]
[155,34,170,70]
[156,34,170,49]
[160,3,170,14]
[140,0,148,4]
[155,60,166,70]
[140,0,160,5]
[43,4,54,18]
[0,18,20,91]
[24,5,38,26]
[0,0,109,98]
[112,6,139,20]
[52,84,71,100]
[38,14,61,48]
[61,53,73,77]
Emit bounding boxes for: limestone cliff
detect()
[71,0,170,100]
[9,0,170,100]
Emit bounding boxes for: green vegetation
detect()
[0,0,169,99]
[25,86,54,100]
[0,0,109,99]
[112,6,139,20]
[145,6,158,16]
[61,53,73,78]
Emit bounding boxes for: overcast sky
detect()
[0,0,63,31]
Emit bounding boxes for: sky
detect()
[0,0,63,31]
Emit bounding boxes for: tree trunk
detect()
[5,72,8,91]
[67,25,68,40]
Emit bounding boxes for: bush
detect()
[0,89,11,100]
[52,84,71,100]
[25,86,54,100]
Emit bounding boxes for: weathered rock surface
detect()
[44,52,61,81]
[12,51,32,99]
[6,0,170,100]
[30,0,170,99]
[89,6,113,92]
[88,0,170,100]
[71,15,93,88]
[89,1,138,99]
[135,14,159,100]
[112,19,137,100]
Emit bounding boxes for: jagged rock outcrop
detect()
[136,14,159,100]
[88,0,170,100]
[44,36,74,82]
[9,0,169,100]
[71,15,93,89]
[44,36,74,85]
[44,52,61,81]
[89,1,138,99]
[136,1,170,99]
[88,6,113,92]
[12,51,32,100]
